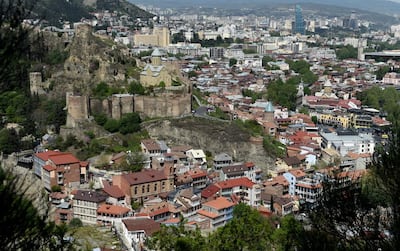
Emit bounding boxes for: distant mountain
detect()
[129,0,400,16]
[29,0,154,26]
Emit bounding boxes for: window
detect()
[134,187,138,195]
[147,184,150,193]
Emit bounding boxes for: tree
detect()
[146,215,207,251]
[119,112,141,134]
[0,128,20,154]
[0,0,33,92]
[0,167,55,250]
[229,58,237,67]
[128,81,145,95]
[69,218,83,229]
[209,203,273,251]
[104,119,120,133]
[370,125,400,249]
[272,215,305,251]
[51,185,62,192]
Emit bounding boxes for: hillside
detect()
[144,117,276,170]
[29,0,153,26]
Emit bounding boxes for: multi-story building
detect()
[220,162,262,183]
[320,130,375,156]
[197,197,235,229]
[202,177,261,206]
[121,217,161,250]
[36,151,89,191]
[97,204,132,225]
[213,153,233,170]
[112,169,174,202]
[318,113,350,128]
[73,190,108,224]
[295,178,323,204]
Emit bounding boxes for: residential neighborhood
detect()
[2,0,400,250]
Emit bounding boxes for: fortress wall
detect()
[134,94,191,118]
[66,94,88,127]
[89,98,103,115]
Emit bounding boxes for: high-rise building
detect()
[294,5,305,35]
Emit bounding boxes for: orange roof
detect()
[186,168,207,179]
[201,184,220,198]
[264,175,289,187]
[202,196,235,210]
[197,209,219,219]
[289,169,306,178]
[97,204,131,215]
[216,177,255,189]
[43,164,56,172]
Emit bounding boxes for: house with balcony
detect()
[137,201,181,222]
[39,152,88,191]
[213,153,233,170]
[197,197,235,229]
[202,177,261,206]
[97,204,132,225]
[186,168,208,189]
[295,178,323,204]
[141,139,168,159]
[283,169,307,195]
[169,187,202,220]
[121,217,161,251]
[220,162,262,183]
[73,190,108,224]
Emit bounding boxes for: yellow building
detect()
[318,113,350,128]
[140,48,172,87]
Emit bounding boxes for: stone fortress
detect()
[28,23,192,137]
[64,49,192,129]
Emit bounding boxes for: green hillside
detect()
[29,0,153,26]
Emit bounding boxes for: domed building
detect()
[315,79,338,99]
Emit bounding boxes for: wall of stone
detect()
[66,93,89,128]
[134,94,191,118]
[29,72,49,95]
[111,94,134,120]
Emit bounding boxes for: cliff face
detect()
[144,117,275,170]
[49,24,132,95]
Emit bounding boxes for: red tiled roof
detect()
[35,150,62,161]
[43,164,56,172]
[122,169,167,185]
[141,139,161,151]
[203,196,235,210]
[97,204,131,215]
[103,185,125,199]
[201,184,220,198]
[49,153,80,165]
[197,209,219,219]
[186,168,207,179]
[217,177,255,189]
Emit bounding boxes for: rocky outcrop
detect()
[144,117,276,171]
